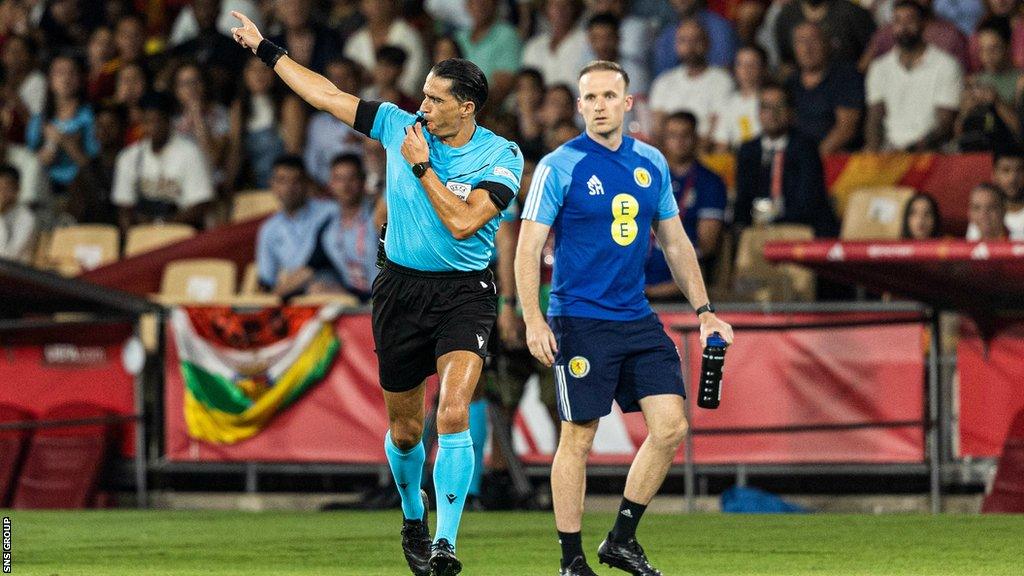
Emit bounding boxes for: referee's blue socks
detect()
[468,399,489,497]
[384,430,426,521]
[433,428,474,548]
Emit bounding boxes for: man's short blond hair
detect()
[577,60,630,88]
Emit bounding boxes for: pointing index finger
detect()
[231,11,250,26]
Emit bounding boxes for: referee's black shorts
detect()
[371,259,497,392]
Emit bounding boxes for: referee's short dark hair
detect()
[578,60,630,89]
[431,58,489,113]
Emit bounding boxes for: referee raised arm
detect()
[233,12,524,576]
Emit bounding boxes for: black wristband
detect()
[256,39,288,68]
[695,303,715,317]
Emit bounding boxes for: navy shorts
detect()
[549,314,685,422]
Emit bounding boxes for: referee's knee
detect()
[389,421,424,450]
[436,405,469,435]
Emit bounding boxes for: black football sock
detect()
[609,497,647,542]
[558,531,584,568]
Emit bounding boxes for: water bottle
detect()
[697,333,728,409]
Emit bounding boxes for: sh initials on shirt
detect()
[587,174,605,196]
[446,181,472,201]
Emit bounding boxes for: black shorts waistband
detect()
[385,259,488,279]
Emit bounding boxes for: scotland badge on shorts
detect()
[568,356,590,378]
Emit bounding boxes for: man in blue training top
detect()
[515,60,734,576]
[233,12,523,576]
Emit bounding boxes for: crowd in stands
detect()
[3,0,1024,302]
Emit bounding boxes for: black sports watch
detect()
[695,303,715,317]
[412,161,431,178]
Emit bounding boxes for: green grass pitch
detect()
[3,510,1022,575]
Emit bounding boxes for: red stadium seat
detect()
[0,404,34,507]
[982,408,1024,513]
[11,402,113,509]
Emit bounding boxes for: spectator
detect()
[713,44,766,152]
[971,0,1024,70]
[957,17,1021,150]
[584,13,649,96]
[735,0,768,47]
[757,0,793,70]
[166,0,248,105]
[65,104,124,226]
[0,124,48,208]
[113,14,149,71]
[255,155,337,297]
[267,0,343,75]
[169,0,264,47]
[649,18,734,142]
[967,147,1024,238]
[786,21,865,154]
[1,35,46,139]
[512,68,547,161]
[545,118,581,151]
[26,55,99,195]
[304,58,366,186]
[522,0,588,88]
[319,153,379,301]
[734,83,839,237]
[872,0,985,36]
[860,0,969,73]
[966,183,1008,239]
[344,0,428,96]
[228,58,302,189]
[0,165,37,263]
[538,84,578,155]
[111,92,214,229]
[900,192,943,239]
[112,62,149,144]
[775,0,876,67]
[582,0,658,66]
[85,26,119,104]
[171,62,231,184]
[653,0,737,74]
[361,46,418,113]
[646,111,727,300]
[38,0,90,55]
[865,0,962,152]
[328,0,366,45]
[456,0,522,107]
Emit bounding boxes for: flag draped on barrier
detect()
[171,305,341,444]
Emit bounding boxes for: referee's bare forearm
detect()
[271,56,359,126]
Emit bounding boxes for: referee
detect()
[232,13,523,576]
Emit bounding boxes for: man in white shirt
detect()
[343,0,428,97]
[112,93,214,229]
[522,0,588,88]
[865,0,961,151]
[0,165,37,263]
[649,18,734,143]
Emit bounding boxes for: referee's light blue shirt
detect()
[359,102,523,272]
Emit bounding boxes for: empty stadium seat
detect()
[840,187,916,240]
[124,223,196,257]
[158,259,238,304]
[0,405,33,507]
[733,224,816,302]
[982,408,1024,513]
[289,292,360,307]
[12,403,113,509]
[231,190,280,222]
[240,262,262,295]
[46,225,120,275]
